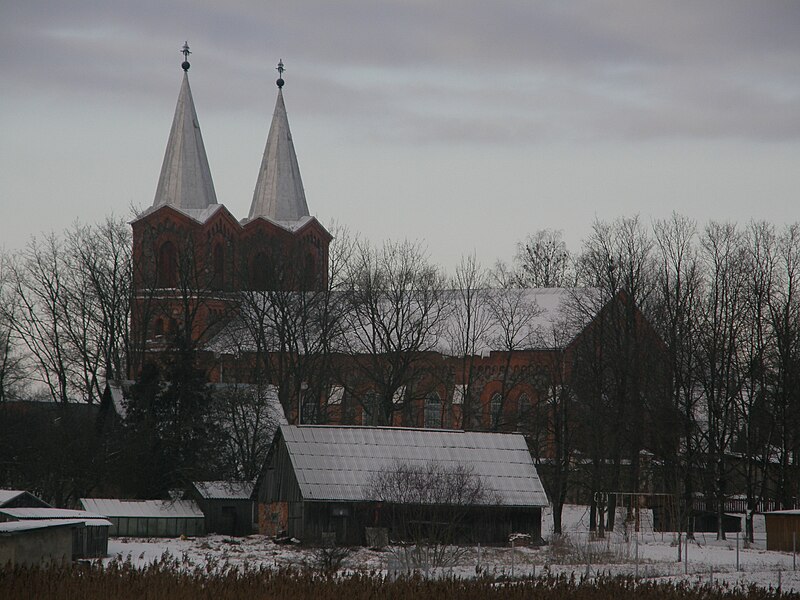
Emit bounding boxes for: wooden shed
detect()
[255,425,549,546]
[80,498,205,538]
[0,520,78,567]
[191,481,255,536]
[0,508,111,559]
[765,510,800,551]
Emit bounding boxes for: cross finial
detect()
[276,59,285,88]
[181,41,191,71]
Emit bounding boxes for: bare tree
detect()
[652,214,704,547]
[367,461,493,568]
[340,240,448,426]
[444,254,493,429]
[214,383,283,480]
[696,222,748,540]
[514,229,574,288]
[768,224,800,510]
[572,216,662,533]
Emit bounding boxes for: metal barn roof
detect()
[0,489,49,507]
[79,499,204,519]
[0,507,107,521]
[193,481,254,500]
[278,425,549,507]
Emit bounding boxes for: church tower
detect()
[129,48,330,378]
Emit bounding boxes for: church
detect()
[128,46,670,464]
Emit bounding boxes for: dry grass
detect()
[0,557,792,600]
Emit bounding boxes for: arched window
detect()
[363,390,380,426]
[490,393,503,429]
[424,392,442,428]
[517,393,532,428]
[157,241,177,288]
[211,242,225,290]
[250,252,268,290]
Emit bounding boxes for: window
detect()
[212,242,225,289]
[424,392,441,428]
[517,393,532,423]
[153,318,164,337]
[250,252,268,290]
[490,393,503,429]
[157,241,177,287]
[363,390,380,425]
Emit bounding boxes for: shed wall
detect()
[766,515,800,552]
[0,527,73,567]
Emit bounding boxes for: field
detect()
[3,505,800,599]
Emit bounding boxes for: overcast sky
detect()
[2,1,799,271]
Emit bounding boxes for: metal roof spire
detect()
[152,42,218,210]
[248,59,309,222]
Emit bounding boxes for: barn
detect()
[191,481,255,536]
[80,498,205,538]
[764,510,800,551]
[255,424,548,546]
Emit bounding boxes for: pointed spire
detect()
[153,43,217,210]
[248,60,309,222]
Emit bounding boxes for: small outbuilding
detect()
[0,507,111,558]
[0,520,79,567]
[255,425,549,546]
[80,498,205,538]
[0,489,52,509]
[765,510,800,551]
[191,481,255,536]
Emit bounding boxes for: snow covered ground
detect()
[104,505,800,591]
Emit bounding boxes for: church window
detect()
[424,392,442,428]
[157,241,177,288]
[517,393,532,427]
[250,252,269,290]
[490,393,503,429]
[363,390,380,425]
[212,242,225,290]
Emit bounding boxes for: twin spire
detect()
[153,45,309,224]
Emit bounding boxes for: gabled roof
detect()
[0,489,50,508]
[193,481,254,501]
[274,424,548,507]
[79,498,203,519]
[153,71,217,210]
[248,88,309,223]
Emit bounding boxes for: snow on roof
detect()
[0,489,30,506]
[193,481,254,500]
[0,518,112,534]
[765,510,800,516]
[205,287,602,357]
[79,498,204,519]
[276,424,549,507]
[0,507,108,520]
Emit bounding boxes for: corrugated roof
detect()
[0,507,107,520]
[193,481,254,500]
[278,425,548,507]
[79,498,204,519]
[0,520,90,535]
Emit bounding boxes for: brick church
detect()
[129,49,668,452]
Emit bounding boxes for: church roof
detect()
[152,70,218,210]
[248,86,310,223]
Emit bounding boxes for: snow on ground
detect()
[104,505,800,591]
